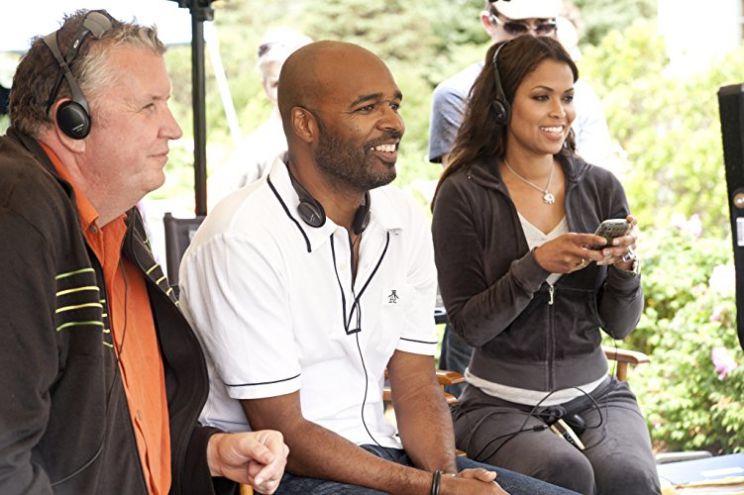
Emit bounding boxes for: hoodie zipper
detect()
[547,282,555,389]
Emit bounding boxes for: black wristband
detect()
[431,469,442,495]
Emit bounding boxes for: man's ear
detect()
[290,106,317,144]
[49,99,86,153]
[480,11,498,38]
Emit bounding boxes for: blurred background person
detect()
[209,27,311,206]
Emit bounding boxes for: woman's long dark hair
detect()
[432,36,579,205]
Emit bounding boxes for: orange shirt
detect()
[43,144,171,495]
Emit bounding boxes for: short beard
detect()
[313,119,398,192]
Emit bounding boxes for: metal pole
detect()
[191,13,207,216]
[170,0,214,217]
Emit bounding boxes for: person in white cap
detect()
[430,0,622,398]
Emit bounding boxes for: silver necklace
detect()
[503,159,555,205]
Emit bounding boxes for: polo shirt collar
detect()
[368,186,403,231]
[267,156,403,252]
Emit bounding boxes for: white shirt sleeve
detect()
[179,232,302,399]
[395,199,439,355]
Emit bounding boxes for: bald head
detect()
[277,41,395,136]
[276,40,404,196]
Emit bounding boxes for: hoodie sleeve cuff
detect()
[607,263,642,290]
[510,248,551,294]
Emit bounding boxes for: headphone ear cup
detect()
[491,98,510,126]
[491,41,511,127]
[297,199,326,228]
[57,100,91,139]
[351,193,371,235]
[288,167,327,228]
[565,413,586,436]
[289,168,371,233]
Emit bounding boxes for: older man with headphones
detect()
[0,10,288,495]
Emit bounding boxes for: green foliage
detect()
[297,0,485,70]
[299,0,437,65]
[573,0,657,46]
[584,19,744,454]
[622,227,744,453]
[389,66,439,186]
[583,20,734,238]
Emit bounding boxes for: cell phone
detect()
[592,219,629,248]
[550,419,586,451]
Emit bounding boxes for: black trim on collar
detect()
[268,176,311,253]
[330,231,390,335]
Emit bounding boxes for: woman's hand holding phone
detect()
[594,215,638,270]
[533,215,638,273]
[533,232,609,273]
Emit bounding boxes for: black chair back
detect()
[163,212,205,291]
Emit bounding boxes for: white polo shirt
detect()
[179,157,438,449]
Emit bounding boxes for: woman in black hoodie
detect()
[432,35,659,495]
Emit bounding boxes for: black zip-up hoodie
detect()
[0,128,234,495]
[432,153,643,391]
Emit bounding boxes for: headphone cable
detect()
[465,384,607,460]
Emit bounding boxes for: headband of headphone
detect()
[491,41,511,126]
[288,171,371,235]
[42,11,113,139]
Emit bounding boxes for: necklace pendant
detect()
[543,192,555,205]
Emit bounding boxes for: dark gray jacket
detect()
[0,128,233,495]
[432,153,642,391]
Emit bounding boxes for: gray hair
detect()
[10,9,165,137]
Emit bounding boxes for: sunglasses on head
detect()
[489,12,557,36]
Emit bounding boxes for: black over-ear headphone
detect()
[491,41,511,126]
[288,171,371,235]
[42,11,113,139]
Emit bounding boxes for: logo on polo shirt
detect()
[387,290,399,304]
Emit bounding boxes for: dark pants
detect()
[453,377,661,495]
[274,444,578,494]
[438,322,472,397]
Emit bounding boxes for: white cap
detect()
[490,0,561,20]
[257,27,312,62]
